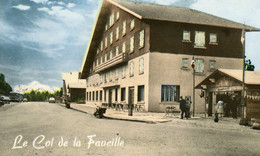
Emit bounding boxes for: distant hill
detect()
[13,81,58,93]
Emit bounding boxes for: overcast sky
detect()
[0,0,260,89]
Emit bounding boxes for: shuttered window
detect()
[139,30,144,48]
[195,58,204,73]
[122,21,126,36]
[116,27,119,41]
[122,66,126,78]
[195,31,205,47]
[129,61,134,77]
[130,36,134,53]
[122,42,126,53]
[110,32,113,44]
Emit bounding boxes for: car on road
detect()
[0,95,11,104]
[49,97,55,103]
[23,98,28,102]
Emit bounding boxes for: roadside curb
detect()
[58,103,171,124]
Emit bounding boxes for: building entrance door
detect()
[128,87,134,116]
[208,92,213,116]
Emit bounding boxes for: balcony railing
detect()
[94,53,127,73]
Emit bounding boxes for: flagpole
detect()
[191,56,195,117]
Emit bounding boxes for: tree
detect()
[0,72,12,94]
[245,57,255,71]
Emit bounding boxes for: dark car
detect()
[0,95,11,104]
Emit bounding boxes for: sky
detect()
[0,0,260,90]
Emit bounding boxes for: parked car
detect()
[49,97,55,103]
[0,95,11,104]
[0,99,4,106]
[23,98,28,102]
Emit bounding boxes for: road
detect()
[0,102,260,156]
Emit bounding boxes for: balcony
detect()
[94,53,127,73]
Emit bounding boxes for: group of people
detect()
[179,96,191,119]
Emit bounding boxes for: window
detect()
[122,21,126,36]
[122,66,126,78]
[100,90,102,101]
[116,11,120,21]
[130,36,134,53]
[182,58,188,68]
[139,58,144,74]
[104,53,107,62]
[138,85,144,102]
[210,33,217,44]
[115,68,119,80]
[105,37,108,48]
[86,92,88,101]
[110,32,113,45]
[115,46,119,56]
[89,92,91,101]
[100,74,103,84]
[116,27,119,41]
[105,24,108,31]
[139,30,144,48]
[195,58,204,73]
[97,49,99,54]
[129,61,134,77]
[109,71,112,81]
[161,85,180,102]
[109,13,114,27]
[195,31,205,48]
[115,88,118,102]
[122,42,126,53]
[96,91,98,101]
[92,91,95,101]
[110,50,113,59]
[209,60,216,69]
[100,41,103,51]
[183,30,190,41]
[121,88,126,101]
[130,19,135,30]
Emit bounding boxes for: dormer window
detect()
[183,30,190,42]
[210,33,218,45]
[130,19,135,31]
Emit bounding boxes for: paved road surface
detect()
[0,102,260,156]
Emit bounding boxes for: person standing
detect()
[185,100,191,119]
[217,100,224,117]
[179,96,186,119]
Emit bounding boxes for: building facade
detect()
[80,0,257,112]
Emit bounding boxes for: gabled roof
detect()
[80,0,259,78]
[110,0,258,30]
[196,69,260,89]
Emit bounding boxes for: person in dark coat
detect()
[179,96,186,119]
